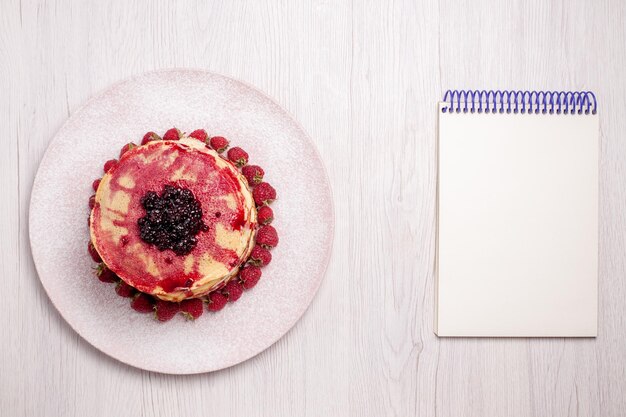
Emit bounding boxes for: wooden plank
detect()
[0,0,625,415]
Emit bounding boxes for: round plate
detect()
[29,69,334,374]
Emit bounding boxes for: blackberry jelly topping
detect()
[137,185,208,255]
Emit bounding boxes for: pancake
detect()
[90,137,257,301]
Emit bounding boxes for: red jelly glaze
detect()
[230,208,246,231]
[91,141,254,294]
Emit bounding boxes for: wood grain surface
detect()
[1,1,625,416]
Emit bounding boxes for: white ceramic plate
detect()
[29,69,334,374]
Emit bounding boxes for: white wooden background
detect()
[1,1,625,416]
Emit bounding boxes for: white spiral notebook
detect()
[435,91,599,337]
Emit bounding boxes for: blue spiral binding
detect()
[441,90,597,115]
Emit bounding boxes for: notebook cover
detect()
[435,92,598,337]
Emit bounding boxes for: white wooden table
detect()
[1,1,625,416]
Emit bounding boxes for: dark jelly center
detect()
[137,185,208,256]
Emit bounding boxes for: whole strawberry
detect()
[92,178,101,192]
[222,280,244,302]
[256,225,278,248]
[94,263,118,283]
[131,293,155,313]
[208,136,229,153]
[242,165,264,185]
[189,129,208,142]
[240,266,262,289]
[119,142,137,158]
[257,205,274,225]
[155,300,180,322]
[103,159,118,173]
[88,241,101,262]
[88,195,96,209]
[252,182,276,206]
[115,280,135,297]
[207,291,228,311]
[180,298,204,320]
[163,127,182,141]
[141,131,161,145]
[227,147,249,167]
[249,246,272,266]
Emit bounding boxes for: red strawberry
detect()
[131,293,155,313]
[249,246,272,266]
[207,291,228,311]
[257,205,273,225]
[222,280,244,302]
[141,131,161,145]
[241,165,264,185]
[180,298,204,320]
[227,147,249,167]
[155,300,180,322]
[240,266,262,289]
[208,136,229,153]
[256,225,278,248]
[88,195,96,209]
[88,241,101,262]
[252,182,276,206]
[103,159,118,173]
[163,127,182,141]
[92,178,101,192]
[94,263,118,283]
[189,129,208,142]
[115,280,135,297]
[119,142,137,158]
[87,240,102,262]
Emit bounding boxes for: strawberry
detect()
[208,136,229,153]
[242,165,264,185]
[88,241,101,262]
[103,159,118,173]
[88,195,96,209]
[189,129,208,142]
[94,263,118,283]
[240,266,262,289]
[115,280,135,298]
[180,298,204,320]
[119,142,137,158]
[252,182,276,206]
[227,147,249,167]
[163,127,182,141]
[222,280,244,302]
[141,131,161,145]
[131,293,155,313]
[249,246,272,266]
[207,291,228,311]
[256,225,278,248]
[155,300,180,322]
[92,178,101,192]
[257,205,274,225]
